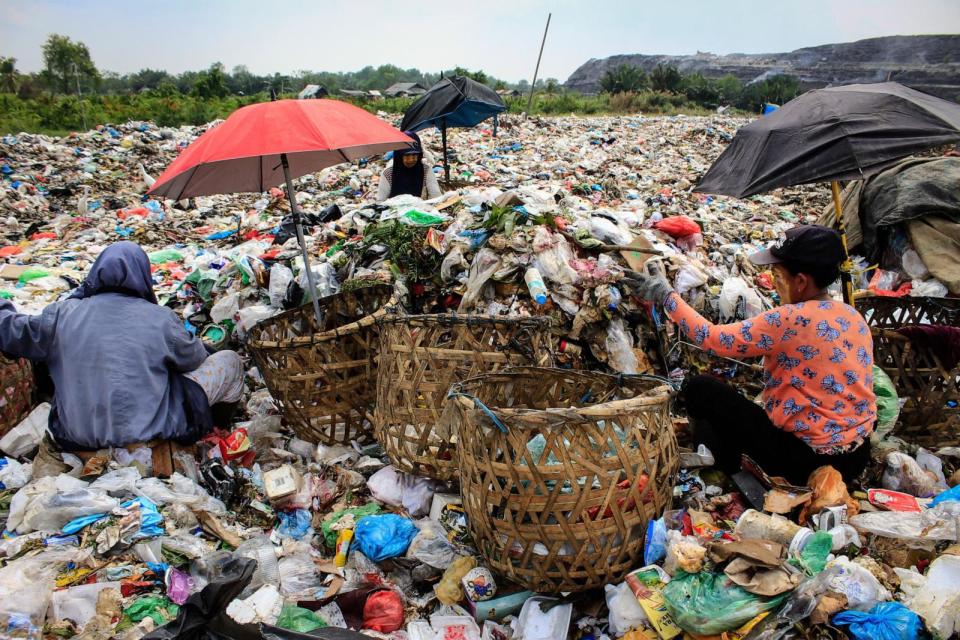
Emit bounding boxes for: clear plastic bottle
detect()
[524,267,548,305]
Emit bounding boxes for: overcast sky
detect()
[2,0,959,82]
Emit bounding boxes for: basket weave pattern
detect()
[857,296,960,446]
[375,315,552,481]
[451,368,677,593]
[247,285,394,445]
[0,355,33,437]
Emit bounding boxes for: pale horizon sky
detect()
[2,0,959,83]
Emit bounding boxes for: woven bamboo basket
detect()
[856,295,960,446]
[450,367,677,593]
[247,285,394,445]
[0,354,33,438]
[856,295,960,329]
[375,314,553,481]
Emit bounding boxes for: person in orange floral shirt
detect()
[627,225,875,484]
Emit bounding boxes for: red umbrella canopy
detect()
[148,99,413,200]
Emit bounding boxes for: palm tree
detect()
[0,57,18,94]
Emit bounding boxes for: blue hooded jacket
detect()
[0,242,212,449]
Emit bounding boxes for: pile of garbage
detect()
[1,115,838,373]
[0,114,958,639]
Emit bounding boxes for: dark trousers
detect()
[681,375,871,486]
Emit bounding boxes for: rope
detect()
[447,390,508,432]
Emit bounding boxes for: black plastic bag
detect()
[145,557,368,640]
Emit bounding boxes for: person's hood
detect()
[69,241,157,303]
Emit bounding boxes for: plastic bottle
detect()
[735,509,805,546]
[524,267,548,305]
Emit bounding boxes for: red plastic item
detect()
[362,589,404,633]
[867,270,912,297]
[0,246,23,257]
[654,215,701,238]
[30,232,57,240]
[867,488,922,512]
[756,272,775,290]
[118,207,149,220]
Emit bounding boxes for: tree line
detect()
[599,62,802,111]
[0,34,555,100]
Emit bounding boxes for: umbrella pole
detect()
[441,119,450,183]
[281,153,324,327]
[831,180,855,306]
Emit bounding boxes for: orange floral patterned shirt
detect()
[664,293,876,451]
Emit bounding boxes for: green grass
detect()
[0,90,729,136]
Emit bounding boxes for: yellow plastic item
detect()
[435,556,477,605]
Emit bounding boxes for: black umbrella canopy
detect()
[400,76,506,133]
[695,82,960,198]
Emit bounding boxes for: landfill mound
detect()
[0,115,958,640]
[565,34,960,99]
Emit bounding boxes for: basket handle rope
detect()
[447,389,508,433]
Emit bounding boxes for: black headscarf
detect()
[69,241,158,304]
[388,130,425,198]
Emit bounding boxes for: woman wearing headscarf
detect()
[376,131,442,202]
[0,241,244,450]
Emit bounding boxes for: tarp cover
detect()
[400,76,506,133]
[695,82,960,197]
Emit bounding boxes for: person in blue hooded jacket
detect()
[0,241,244,450]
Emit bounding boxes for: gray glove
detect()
[622,270,674,305]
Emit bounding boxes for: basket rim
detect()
[247,284,396,348]
[450,366,672,422]
[378,312,554,329]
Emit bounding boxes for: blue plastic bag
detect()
[353,514,418,562]
[644,518,667,565]
[276,509,313,540]
[833,602,921,640]
[929,484,960,507]
[61,497,163,538]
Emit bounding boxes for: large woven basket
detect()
[0,354,33,437]
[450,367,677,593]
[375,314,553,481]
[856,295,960,446]
[247,285,394,445]
[856,295,960,329]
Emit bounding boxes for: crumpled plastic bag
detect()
[406,519,460,569]
[532,226,579,285]
[674,263,708,295]
[809,557,891,611]
[352,514,418,562]
[0,457,31,490]
[871,366,899,442]
[362,589,404,633]
[605,317,639,374]
[799,465,859,525]
[366,465,440,517]
[458,248,501,312]
[654,215,701,238]
[849,500,960,544]
[833,602,921,640]
[719,277,763,322]
[268,263,294,308]
[663,530,706,576]
[0,402,50,458]
[661,571,786,635]
[605,581,648,637]
[882,451,947,498]
[89,466,142,496]
[22,486,119,533]
[893,555,960,639]
[278,553,322,599]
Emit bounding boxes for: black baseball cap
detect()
[749,225,844,267]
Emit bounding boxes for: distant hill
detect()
[565,35,960,99]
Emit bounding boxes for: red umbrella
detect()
[148,99,413,323]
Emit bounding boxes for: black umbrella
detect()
[694,82,960,303]
[400,75,506,182]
